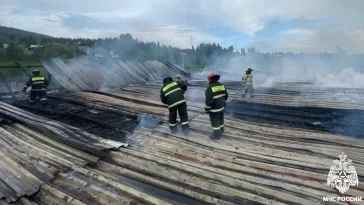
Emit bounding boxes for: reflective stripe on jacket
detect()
[26,75,49,91]
[205,82,228,112]
[160,81,187,108]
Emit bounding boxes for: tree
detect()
[6,40,24,60]
[241,48,246,55]
[32,47,45,58]
[45,42,73,59]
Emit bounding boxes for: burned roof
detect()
[1,81,364,205]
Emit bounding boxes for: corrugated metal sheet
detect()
[40,58,191,92]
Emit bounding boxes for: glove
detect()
[23,87,27,91]
[205,107,210,114]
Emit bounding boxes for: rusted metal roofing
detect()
[2,82,364,204]
[40,58,191,92]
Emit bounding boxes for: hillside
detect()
[0,26,51,43]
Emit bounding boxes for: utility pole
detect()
[181,52,186,69]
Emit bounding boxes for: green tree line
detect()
[3,27,363,73]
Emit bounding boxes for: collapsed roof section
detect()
[39,58,191,91]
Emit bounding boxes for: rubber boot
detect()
[221,127,224,133]
[170,126,177,134]
[40,100,48,106]
[182,124,190,135]
[209,133,217,140]
[209,130,221,140]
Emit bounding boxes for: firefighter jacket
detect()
[160,80,187,108]
[242,73,253,85]
[26,75,49,91]
[205,81,228,113]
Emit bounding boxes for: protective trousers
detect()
[209,111,224,139]
[168,103,189,133]
[243,84,254,96]
[30,90,47,105]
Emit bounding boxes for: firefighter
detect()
[242,68,254,97]
[205,72,228,140]
[160,77,190,134]
[23,69,49,105]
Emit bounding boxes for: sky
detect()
[1,0,364,53]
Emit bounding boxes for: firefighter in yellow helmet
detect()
[205,72,228,140]
[242,68,254,97]
[23,69,49,105]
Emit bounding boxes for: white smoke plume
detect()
[315,67,364,88]
[199,51,364,89]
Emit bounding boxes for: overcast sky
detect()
[1,0,364,53]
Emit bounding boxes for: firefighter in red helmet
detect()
[205,72,228,140]
[23,69,49,105]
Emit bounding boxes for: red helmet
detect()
[207,72,215,83]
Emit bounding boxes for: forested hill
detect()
[0,26,51,44]
[1,26,363,74]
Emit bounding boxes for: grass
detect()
[0,61,16,67]
[0,66,47,79]
[25,67,47,75]
[0,56,47,78]
[0,67,26,78]
[19,60,42,67]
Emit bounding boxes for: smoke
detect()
[261,76,275,87]
[124,113,161,145]
[315,67,364,88]
[135,113,161,129]
[199,50,364,88]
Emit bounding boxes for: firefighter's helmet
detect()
[207,72,220,83]
[32,69,40,75]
